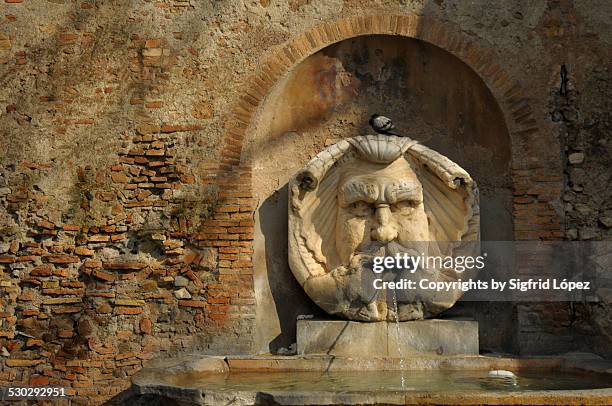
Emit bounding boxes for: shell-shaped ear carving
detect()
[348,134,417,163]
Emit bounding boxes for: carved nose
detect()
[371,205,397,242]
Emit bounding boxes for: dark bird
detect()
[369,114,401,136]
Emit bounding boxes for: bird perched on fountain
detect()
[369,114,401,136]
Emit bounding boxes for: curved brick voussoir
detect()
[218,13,545,173]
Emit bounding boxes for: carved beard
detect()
[349,240,428,272]
[338,240,431,310]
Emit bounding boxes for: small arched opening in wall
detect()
[214,14,562,355]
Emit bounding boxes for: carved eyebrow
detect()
[385,181,422,204]
[339,179,378,207]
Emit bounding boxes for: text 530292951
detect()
[1,387,67,400]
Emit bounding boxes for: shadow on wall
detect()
[258,184,323,353]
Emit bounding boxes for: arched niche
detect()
[244,34,514,354]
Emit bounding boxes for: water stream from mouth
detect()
[391,289,406,390]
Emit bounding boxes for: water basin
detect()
[139,369,611,392]
[124,355,612,405]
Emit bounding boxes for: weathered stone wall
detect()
[514,0,612,357]
[0,0,610,403]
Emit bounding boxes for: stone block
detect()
[388,319,479,356]
[297,319,387,357]
[297,319,478,357]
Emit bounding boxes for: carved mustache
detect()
[354,240,427,257]
[350,240,429,272]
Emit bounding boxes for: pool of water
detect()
[143,370,612,393]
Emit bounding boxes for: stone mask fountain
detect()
[287,133,480,357]
[288,133,480,321]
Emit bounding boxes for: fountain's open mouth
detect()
[119,354,612,406]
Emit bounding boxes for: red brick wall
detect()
[0,138,256,402]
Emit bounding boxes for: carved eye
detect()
[390,200,419,214]
[349,201,374,217]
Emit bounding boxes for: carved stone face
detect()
[336,158,430,265]
[288,134,480,321]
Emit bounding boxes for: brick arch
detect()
[216,13,563,241]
